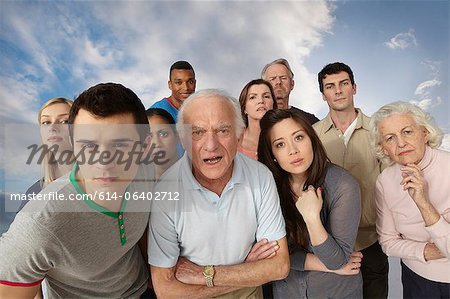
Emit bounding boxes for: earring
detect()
[273,158,277,163]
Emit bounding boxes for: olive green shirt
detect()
[314,109,382,250]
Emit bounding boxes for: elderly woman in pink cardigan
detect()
[369,101,449,298]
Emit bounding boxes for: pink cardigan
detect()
[375,146,450,283]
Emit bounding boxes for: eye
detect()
[188,79,195,84]
[385,136,394,143]
[294,134,303,141]
[325,85,333,90]
[403,130,413,135]
[248,95,256,100]
[216,127,231,137]
[192,129,205,138]
[264,94,272,99]
[113,142,130,148]
[83,143,97,149]
[41,121,51,125]
[158,130,169,138]
[61,119,69,124]
[268,77,276,82]
[275,142,285,148]
[342,81,349,86]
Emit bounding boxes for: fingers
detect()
[246,239,279,262]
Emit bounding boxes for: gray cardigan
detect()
[274,163,363,299]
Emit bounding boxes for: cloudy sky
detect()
[0,0,449,190]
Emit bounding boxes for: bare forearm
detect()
[304,216,328,246]
[156,282,239,299]
[304,253,328,272]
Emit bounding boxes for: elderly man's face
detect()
[184,96,239,188]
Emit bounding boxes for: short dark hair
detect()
[68,82,149,142]
[318,62,355,93]
[258,108,328,252]
[238,79,277,127]
[169,61,195,80]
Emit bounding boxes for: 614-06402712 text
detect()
[9,191,180,201]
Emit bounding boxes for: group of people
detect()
[0,59,448,299]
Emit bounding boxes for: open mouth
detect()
[256,107,267,112]
[203,156,222,165]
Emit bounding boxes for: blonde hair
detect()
[369,101,443,165]
[38,97,74,187]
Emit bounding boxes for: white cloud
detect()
[414,79,442,96]
[385,29,418,50]
[439,133,450,152]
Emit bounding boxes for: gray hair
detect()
[176,89,246,143]
[261,58,294,80]
[368,101,443,165]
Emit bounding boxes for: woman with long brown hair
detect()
[258,108,363,298]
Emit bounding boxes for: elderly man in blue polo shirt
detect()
[148,89,289,298]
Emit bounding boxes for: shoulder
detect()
[150,98,168,108]
[324,163,359,191]
[236,153,273,179]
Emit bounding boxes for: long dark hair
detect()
[258,108,328,251]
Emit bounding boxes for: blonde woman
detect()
[25,97,74,196]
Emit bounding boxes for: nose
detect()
[48,123,58,133]
[275,77,282,85]
[397,135,407,148]
[335,85,342,94]
[257,96,264,104]
[288,141,299,155]
[203,131,219,152]
[93,145,117,170]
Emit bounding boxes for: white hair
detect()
[176,89,245,144]
[368,101,443,165]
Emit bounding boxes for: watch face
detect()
[204,266,214,276]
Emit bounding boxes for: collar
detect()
[322,108,368,133]
[417,145,434,171]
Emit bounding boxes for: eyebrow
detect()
[272,129,304,144]
[41,113,69,117]
[75,138,135,143]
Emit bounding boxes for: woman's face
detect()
[269,118,314,177]
[40,102,72,152]
[148,115,178,165]
[378,113,428,165]
[244,84,274,122]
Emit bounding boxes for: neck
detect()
[53,162,73,179]
[277,97,289,109]
[243,119,261,147]
[289,173,307,196]
[329,108,357,133]
[193,166,233,197]
[168,96,182,109]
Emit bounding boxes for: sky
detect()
[0,0,449,193]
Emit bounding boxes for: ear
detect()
[290,79,295,91]
[168,80,173,91]
[352,83,357,95]
[322,93,327,102]
[382,147,388,156]
[423,128,430,144]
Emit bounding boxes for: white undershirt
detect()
[342,117,358,146]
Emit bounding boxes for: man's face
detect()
[72,109,144,195]
[183,96,239,188]
[264,64,294,109]
[321,71,356,112]
[168,69,196,106]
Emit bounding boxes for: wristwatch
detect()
[203,265,215,287]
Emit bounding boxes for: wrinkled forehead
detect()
[184,95,234,125]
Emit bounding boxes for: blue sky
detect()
[0,0,449,192]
